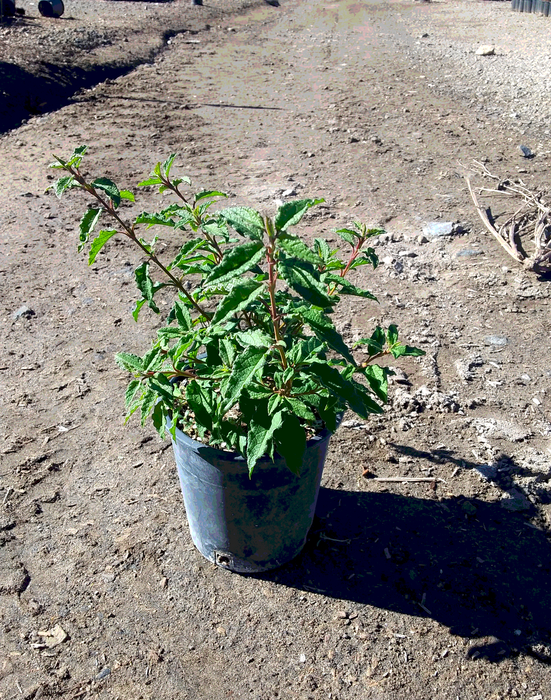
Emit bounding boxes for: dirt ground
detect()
[2,0,551,697]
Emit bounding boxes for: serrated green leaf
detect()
[88,229,117,265]
[363,364,389,402]
[148,373,174,404]
[140,387,158,425]
[219,338,237,367]
[138,176,163,187]
[354,327,386,356]
[219,207,265,241]
[91,177,121,208]
[212,279,264,324]
[312,363,382,418]
[302,308,355,364]
[162,154,177,178]
[314,237,331,262]
[125,378,142,408]
[186,380,214,434]
[142,347,163,372]
[132,298,147,322]
[323,273,378,301]
[54,176,75,198]
[283,397,316,422]
[235,329,273,348]
[274,198,324,231]
[194,190,227,202]
[279,258,334,308]
[78,208,101,252]
[205,241,265,287]
[286,337,325,366]
[116,352,144,374]
[246,405,284,476]
[134,262,165,315]
[224,346,267,409]
[268,393,283,415]
[336,228,357,246]
[278,233,319,265]
[134,212,175,228]
[274,412,306,475]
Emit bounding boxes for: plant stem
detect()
[69,167,212,319]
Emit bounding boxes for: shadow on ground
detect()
[261,485,551,663]
[0,59,145,133]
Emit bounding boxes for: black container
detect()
[0,0,15,16]
[170,421,336,573]
[38,0,64,16]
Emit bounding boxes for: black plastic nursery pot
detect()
[170,421,336,573]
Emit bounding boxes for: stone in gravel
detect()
[95,667,111,681]
[12,305,35,320]
[0,563,29,594]
[422,221,455,237]
[476,45,495,56]
[519,145,533,158]
[341,419,367,429]
[474,464,498,481]
[454,249,483,258]
[484,335,509,346]
[38,624,69,648]
[500,488,531,512]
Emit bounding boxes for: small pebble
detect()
[484,335,509,346]
[95,667,111,681]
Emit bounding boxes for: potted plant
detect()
[50,146,424,573]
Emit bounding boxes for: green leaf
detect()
[148,373,174,404]
[66,145,88,168]
[336,228,357,246]
[224,346,267,409]
[140,387,158,425]
[88,229,117,265]
[186,380,215,434]
[274,413,306,475]
[354,327,386,356]
[274,198,324,231]
[194,190,227,202]
[235,329,273,348]
[171,299,193,330]
[312,364,382,418]
[283,397,316,422]
[363,364,389,402]
[278,233,319,265]
[390,344,426,359]
[91,177,121,208]
[387,324,399,346]
[54,176,75,198]
[314,237,331,262]
[135,212,175,228]
[302,308,355,364]
[279,258,334,308]
[125,378,142,408]
[138,176,163,187]
[205,241,264,287]
[219,338,237,367]
[120,189,135,202]
[212,279,264,324]
[116,352,144,374]
[162,154,177,178]
[219,207,265,241]
[134,262,165,315]
[246,407,284,476]
[286,337,325,366]
[78,208,101,252]
[323,273,378,301]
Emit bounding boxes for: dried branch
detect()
[464,161,551,274]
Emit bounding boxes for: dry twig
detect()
[464,160,551,274]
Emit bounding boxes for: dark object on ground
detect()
[38,0,64,17]
[0,0,16,17]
